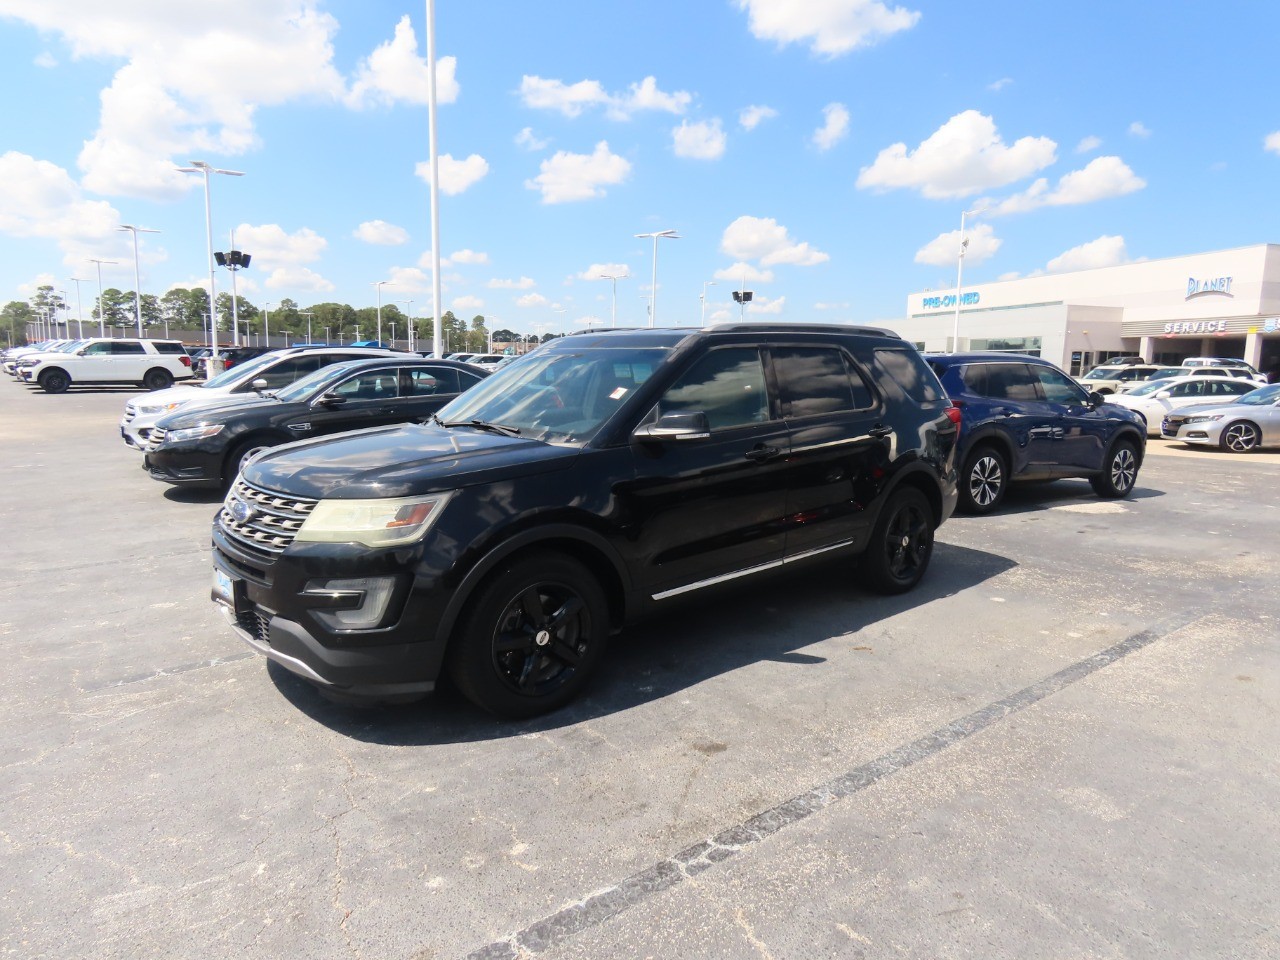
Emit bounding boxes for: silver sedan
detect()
[1160,383,1280,451]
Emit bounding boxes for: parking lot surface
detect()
[2,385,1277,959]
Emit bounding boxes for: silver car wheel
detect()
[969,455,1003,507]
[1222,422,1260,453]
[1110,447,1137,492]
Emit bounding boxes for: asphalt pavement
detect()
[1,383,1276,960]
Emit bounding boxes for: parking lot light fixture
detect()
[86,259,118,338]
[398,300,414,350]
[596,273,628,327]
[118,224,160,337]
[952,204,986,354]
[177,161,244,370]
[67,278,88,338]
[372,280,392,344]
[262,301,275,347]
[634,230,680,327]
[700,280,717,326]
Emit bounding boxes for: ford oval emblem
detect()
[229,498,256,524]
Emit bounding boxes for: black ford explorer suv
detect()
[212,325,960,717]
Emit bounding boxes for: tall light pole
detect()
[426,0,443,360]
[118,224,159,337]
[67,278,87,338]
[214,236,251,347]
[951,205,985,354]
[372,280,392,344]
[398,300,414,350]
[634,229,680,327]
[299,310,315,344]
[87,258,117,337]
[177,161,244,373]
[262,301,274,348]
[597,273,628,327]
[700,280,717,325]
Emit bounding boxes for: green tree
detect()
[469,314,489,353]
[140,293,162,330]
[1,300,36,345]
[94,288,132,329]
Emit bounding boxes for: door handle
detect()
[744,444,782,463]
[868,424,892,438]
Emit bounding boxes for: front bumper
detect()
[144,447,223,486]
[1161,421,1218,445]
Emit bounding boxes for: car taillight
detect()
[945,403,962,429]
[180,356,191,367]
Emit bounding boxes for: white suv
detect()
[16,338,192,393]
[119,345,402,448]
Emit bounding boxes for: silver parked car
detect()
[1160,383,1280,452]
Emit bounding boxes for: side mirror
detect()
[1087,391,1105,406]
[315,391,346,407]
[1155,391,1171,399]
[252,378,271,391]
[634,410,711,442]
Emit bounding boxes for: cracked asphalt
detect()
[1,384,1277,960]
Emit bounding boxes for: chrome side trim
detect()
[219,604,332,686]
[651,539,856,601]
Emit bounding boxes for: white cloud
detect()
[488,277,537,290]
[344,16,458,109]
[747,294,786,315]
[914,223,1001,266]
[1128,121,1152,138]
[4,2,346,200]
[997,271,1022,282]
[233,223,326,265]
[515,127,549,151]
[813,103,850,151]
[448,249,489,265]
[721,215,829,267]
[0,152,126,266]
[517,293,550,308]
[577,263,630,281]
[519,74,691,120]
[739,105,778,131]
[264,266,334,292]
[415,154,489,195]
[736,0,921,57]
[386,266,432,292]
[857,110,1057,199]
[814,301,851,310]
[34,51,57,68]
[988,77,1012,92]
[1046,235,1132,273]
[1265,132,1280,155]
[714,262,775,283]
[1076,135,1102,154]
[984,156,1146,216]
[452,295,484,311]
[354,220,409,246]
[525,141,631,204]
[673,119,727,160]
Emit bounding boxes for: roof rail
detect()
[705,322,902,339]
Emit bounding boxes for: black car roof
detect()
[311,356,487,373]
[924,351,1057,367]
[548,323,904,350]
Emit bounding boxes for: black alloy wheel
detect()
[143,368,173,391]
[1090,440,1139,498]
[40,370,70,394]
[861,487,934,595]
[959,446,1007,514]
[1220,421,1261,453]
[448,553,608,718]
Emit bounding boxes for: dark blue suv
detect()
[926,353,1146,514]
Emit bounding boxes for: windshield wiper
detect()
[441,418,522,437]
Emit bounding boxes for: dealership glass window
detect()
[969,337,1042,356]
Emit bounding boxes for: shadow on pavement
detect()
[945,479,1165,520]
[268,540,1018,745]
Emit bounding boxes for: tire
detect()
[225,439,276,487]
[958,445,1008,514]
[39,369,70,394]
[860,487,935,595]
[1219,421,1261,453]
[143,368,173,391]
[446,552,609,718]
[1090,439,1140,498]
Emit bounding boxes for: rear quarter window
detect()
[873,348,942,402]
[152,342,188,355]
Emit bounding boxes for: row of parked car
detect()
[7,329,1273,720]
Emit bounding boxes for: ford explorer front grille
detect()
[217,478,317,558]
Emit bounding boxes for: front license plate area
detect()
[212,568,241,608]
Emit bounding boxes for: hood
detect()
[160,394,282,429]
[1166,400,1262,419]
[128,383,248,413]
[243,422,581,499]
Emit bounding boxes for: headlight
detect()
[295,493,453,548]
[138,400,188,415]
[1183,415,1223,424]
[164,423,224,444]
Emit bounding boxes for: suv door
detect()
[109,340,149,380]
[626,345,790,598]
[967,362,1061,477]
[771,344,886,557]
[303,367,407,435]
[1031,364,1108,473]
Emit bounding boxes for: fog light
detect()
[307,576,396,629]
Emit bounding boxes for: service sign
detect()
[1163,320,1227,335]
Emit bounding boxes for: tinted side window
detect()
[111,342,146,355]
[773,347,871,417]
[83,342,111,356]
[153,342,187,355]
[1032,366,1083,404]
[1167,382,1199,397]
[409,367,459,395]
[334,369,400,400]
[258,356,323,388]
[959,364,987,395]
[874,348,941,402]
[658,347,770,430]
[964,363,1038,401]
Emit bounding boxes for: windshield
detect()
[1235,384,1280,406]
[274,361,365,402]
[1082,367,1121,380]
[436,346,668,443]
[56,340,87,353]
[1127,379,1173,397]
[1147,368,1184,380]
[204,350,279,389]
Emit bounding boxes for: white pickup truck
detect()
[16,338,194,393]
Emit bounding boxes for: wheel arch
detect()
[39,366,70,386]
[222,429,293,478]
[433,524,633,648]
[882,463,946,529]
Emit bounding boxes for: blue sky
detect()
[1,0,1278,335]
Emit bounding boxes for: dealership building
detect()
[893,243,1280,377]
